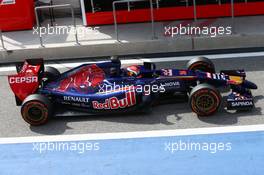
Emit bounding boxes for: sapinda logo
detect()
[92,91,136,109]
[9,76,38,84]
[231,101,253,107]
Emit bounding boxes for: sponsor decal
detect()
[179,70,187,75]
[206,72,212,78]
[212,73,226,80]
[9,76,38,84]
[162,81,180,87]
[0,0,15,5]
[231,101,253,107]
[162,69,173,76]
[92,91,136,109]
[63,96,89,103]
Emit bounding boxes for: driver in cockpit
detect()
[109,65,142,78]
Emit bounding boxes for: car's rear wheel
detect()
[21,94,53,126]
[189,83,221,116]
[187,57,215,73]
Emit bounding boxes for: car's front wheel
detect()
[189,83,221,116]
[21,94,53,126]
[187,57,215,73]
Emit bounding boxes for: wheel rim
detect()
[192,66,208,72]
[28,106,43,121]
[22,102,48,123]
[196,94,215,112]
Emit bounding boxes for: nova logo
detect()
[163,81,180,87]
[92,91,136,109]
[64,96,89,103]
[231,101,253,107]
[9,76,38,84]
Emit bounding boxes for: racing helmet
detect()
[109,67,119,77]
[125,65,141,77]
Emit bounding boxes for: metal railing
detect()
[90,0,95,13]
[0,0,239,51]
[155,0,159,8]
[193,0,236,35]
[0,30,6,50]
[231,0,234,19]
[113,0,156,41]
[112,0,236,41]
[193,0,197,21]
[185,0,235,22]
[35,4,79,47]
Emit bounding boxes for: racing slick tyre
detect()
[187,57,215,73]
[189,83,221,116]
[21,94,53,126]
[43,66,60,81]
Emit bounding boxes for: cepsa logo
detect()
[9,76,38,84]
[92,91,136,109]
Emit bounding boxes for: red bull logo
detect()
[92,91,136,109]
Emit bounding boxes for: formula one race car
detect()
[8,57,257,125]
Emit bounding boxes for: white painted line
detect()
[1,51,264,73]
[54,60,144,69]
[0,124,264,144]
[0,66,15,72]
[0,60,144,72]
[141,51,264,62]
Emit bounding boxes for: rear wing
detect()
[8,59,44,105]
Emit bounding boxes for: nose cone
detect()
[243,80,258,90]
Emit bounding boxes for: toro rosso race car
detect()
[8,57,257,125]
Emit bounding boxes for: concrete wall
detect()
[1,34,264,63]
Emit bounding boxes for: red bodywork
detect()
[85,2,264,26]
[0,0,35,31]
[8,60,43,102]
[56,64,105,93]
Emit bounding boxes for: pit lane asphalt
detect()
[0,56,264,137]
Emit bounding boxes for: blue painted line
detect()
[0,131,264,175]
